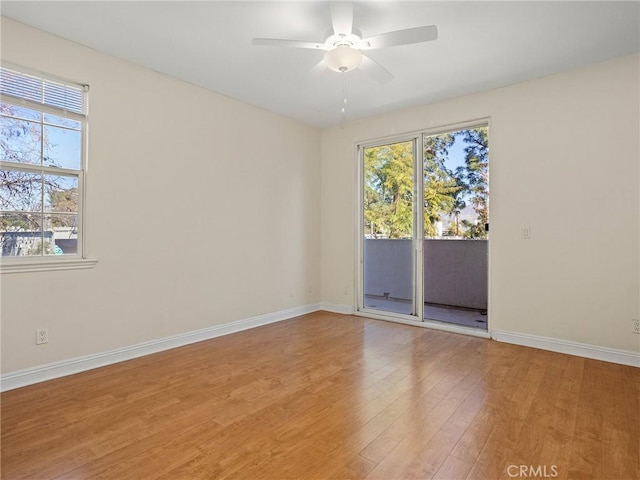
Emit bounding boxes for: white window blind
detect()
[0,67,86,115]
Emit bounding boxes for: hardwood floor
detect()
[1,311,638,479]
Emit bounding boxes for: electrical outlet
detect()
[307,284,313,294]
[344,286,350,295]
[36,328,48,345]
[633,319,640,334]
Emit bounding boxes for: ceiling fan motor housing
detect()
[324,45,363,72]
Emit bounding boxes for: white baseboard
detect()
[5,306,635,392]
[491,329,640,367]
[319,302,354,315]
[1,303,322,392]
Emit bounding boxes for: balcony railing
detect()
[364,239,488,310]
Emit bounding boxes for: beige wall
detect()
[321,54,640,353]
[0,18,322,373]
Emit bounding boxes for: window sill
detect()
[1,257,98,274]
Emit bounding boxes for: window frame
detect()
[0,63,96,273]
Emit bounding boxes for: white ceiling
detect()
[2,1,639,128]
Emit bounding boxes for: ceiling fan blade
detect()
[359,55,394,84]
[362,25,438,50]
[330,2,354,36]
[252,38,326,50]
[310,60,328,77]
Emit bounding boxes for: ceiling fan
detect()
[251,2,438,84]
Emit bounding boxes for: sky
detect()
[445,132,468,171]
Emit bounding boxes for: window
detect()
[0,65,94,272]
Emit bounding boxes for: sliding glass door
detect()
[358,124,489,331]
[422,127,489,330]
[360,137,421,319]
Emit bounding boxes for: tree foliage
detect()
[1,103,78,232]
[364,141,414,238]
[1,104,41,227]
[459,128,489,239]
[423,133,463,237]
[364,127,488,239]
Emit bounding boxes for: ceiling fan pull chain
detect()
[341,74,348,123]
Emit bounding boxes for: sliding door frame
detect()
[356,133,424,323]
[355,118,492,339]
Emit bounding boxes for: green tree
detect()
[447,166,468,237]
[460,128,489,239]
[49,188,78,227]
[363,128,488,240]
[364,141,414,238]
[423,133,463,237]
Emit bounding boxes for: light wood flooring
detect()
[2,312,639,479]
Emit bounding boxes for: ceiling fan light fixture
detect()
[324,45,362,73]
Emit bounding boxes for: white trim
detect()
[0,162,80,177]
[355,142,364,315]
[356,117,492,150]
[414,134,424,320]
[1,257,98,274]
[0,95,86,121]
[0,303,322,391]
[320,302,355,315]
[355,309,491,339]
[491,329,640,367]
